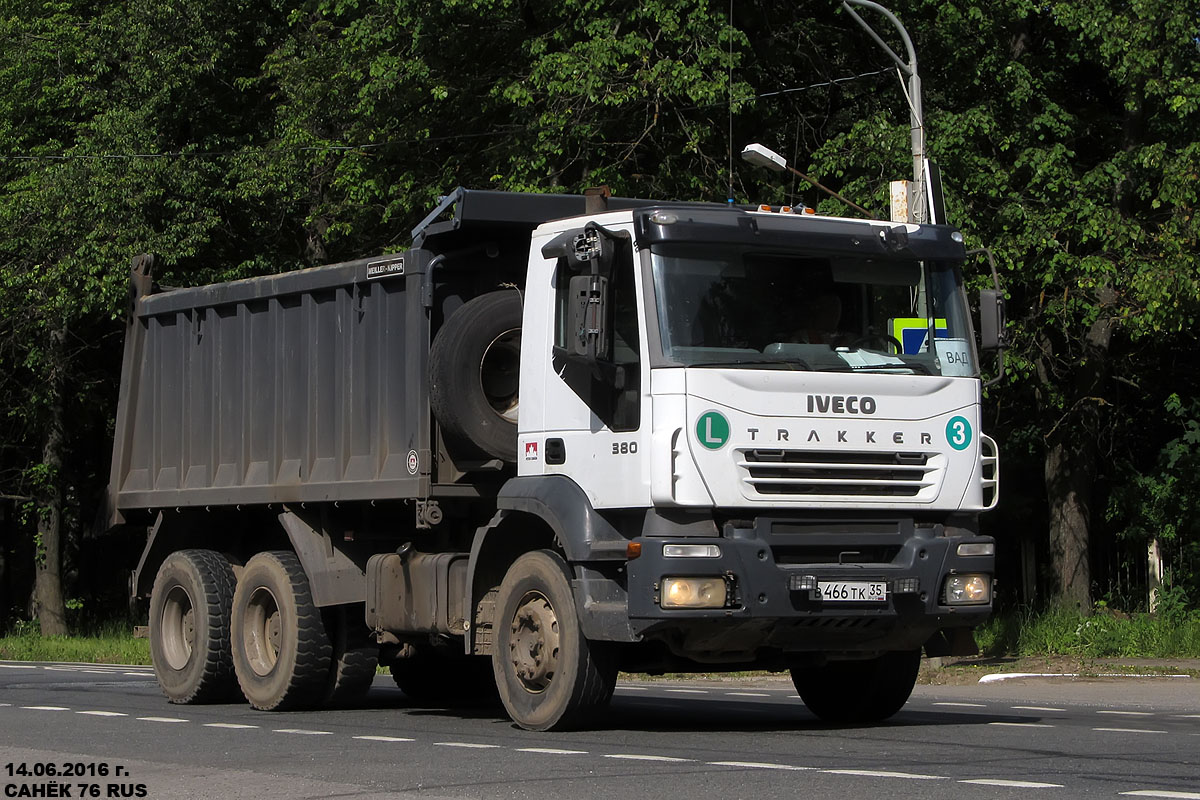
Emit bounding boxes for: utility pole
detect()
[841,0,927,224]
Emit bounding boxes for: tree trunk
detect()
[1045,438,1092,610]
[1040,292,1116,612]
[32,323,68,636]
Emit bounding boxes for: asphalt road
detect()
[0,661,1197,800]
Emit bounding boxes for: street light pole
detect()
[841,0,927,224]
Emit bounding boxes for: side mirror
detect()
[568,274,609,360]
[979,288,1006,351]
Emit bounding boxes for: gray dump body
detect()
[106,188,663,528]
[106,251,432,524]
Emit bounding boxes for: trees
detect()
[0,0,1196,627]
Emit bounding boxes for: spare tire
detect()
[429,290,522,462]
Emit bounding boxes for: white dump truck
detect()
[106,186,1002,730]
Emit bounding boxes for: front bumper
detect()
[625,516,993,659]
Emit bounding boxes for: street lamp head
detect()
[740,143,788,172]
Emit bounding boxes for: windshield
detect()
[649,243,977,376]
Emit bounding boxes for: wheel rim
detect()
[508,590,560,693]
[479,329,521,423]
[242,586,282,677]
[160,585,195,671]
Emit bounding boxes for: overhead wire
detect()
[0,69,891,165]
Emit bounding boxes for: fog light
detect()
[663,544,721,558]
[943,574,991,605]
[661,577,727,609]
[957,542,995,557]
[894,577,920,594]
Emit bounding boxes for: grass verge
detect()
[0,624,150,665]
[976,607,1200,659]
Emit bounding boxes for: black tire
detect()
[322,604,378,707]
[148,549,240,704]
[230,551,332,711]
[390,648,498,706]
[429,290,522,462]
[492,550,616,731]
[791,650,921,723]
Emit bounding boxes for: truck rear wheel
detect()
[429,290,522,462]
[791,649,921,724]
[149,549,239,704]
[231,551,332,711]
[492,550,616,731]
[322,604,378,706]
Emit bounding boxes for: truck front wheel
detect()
[791,649,921,724]
[231,551,332,711]
[492,550,616,731]
[149,549,239,704]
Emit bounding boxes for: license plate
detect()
[818,580,887,602]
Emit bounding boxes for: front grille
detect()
[739,449,940,498]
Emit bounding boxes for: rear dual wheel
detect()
[231,551,332,711]
[149,549,239,704]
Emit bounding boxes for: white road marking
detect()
[615,686,649,691]
[1092,727,1168,734]
[1120,792,1200,799]
[726,692,770,697]
[787,694,801,699]
[77,711,127,717]
[988,722,1054,728]
[353,735,415,742]
[204,723,259,729]
[517,747,589,755]
[1170,714,1200,719]
[0,703,10,707]
[960,779,1063,788]
[21,705,69,711]
[604,754,693,763]
[123,672,152,677]
[82,669,113,674]
[664,688,708,694]
[42,667,80,672]
[824,769,946,780]
[0,664,36,669]
[933,702,987,708]
[435,742,500,749]
[1098,710,1153,716]
[137,716,188,723]
[273,728,331,735]
[709,761,813,771]
[980,672,1191,683]
[1012,706,1065,712]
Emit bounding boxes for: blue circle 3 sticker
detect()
[946,416,973,450]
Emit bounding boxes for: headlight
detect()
[661,577,727,609]
[943,574,991,605]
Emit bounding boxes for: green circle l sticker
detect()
[696,411,730,450]
[946,415,973,451]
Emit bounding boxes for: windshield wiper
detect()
[685,358,812,371]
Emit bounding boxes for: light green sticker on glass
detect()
[946,415,973,451]
[696,411,730,450]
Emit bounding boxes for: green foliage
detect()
[1107,394,1200,602]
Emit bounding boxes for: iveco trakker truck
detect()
[105,187,1002,730]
